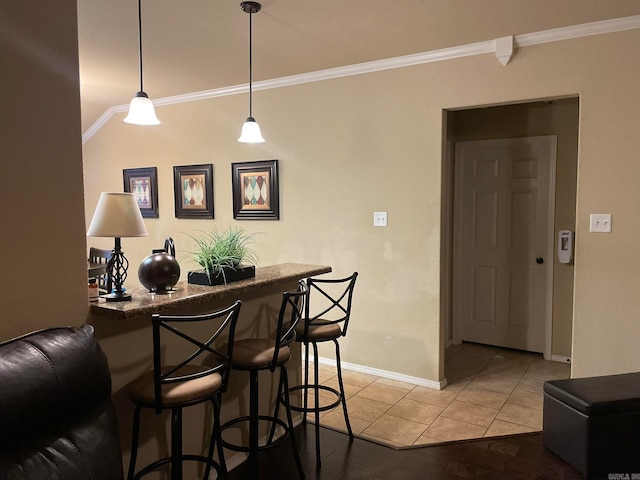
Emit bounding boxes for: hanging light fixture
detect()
[238,1,265,143]
[124,0,160,125]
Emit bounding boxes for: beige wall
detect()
[0,3,637,386]
[83,27,640,383]
[450,99,579,358]
[1,1,88,340]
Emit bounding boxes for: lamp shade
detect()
[123,92,161,125]
[238,117,265,143]
[87,192,149,238]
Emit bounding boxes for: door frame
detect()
[449,135,557,360]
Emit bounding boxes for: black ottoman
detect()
[543,373,640,478]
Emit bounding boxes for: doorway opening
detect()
[441,98,579,384]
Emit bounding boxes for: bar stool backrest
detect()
[89,246,113,293]
[150,300,242,413]
[305,272,358,337]
[271,280,307,370]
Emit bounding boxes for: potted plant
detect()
[186,227,258,286]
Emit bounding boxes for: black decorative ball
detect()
[138,250,180,293]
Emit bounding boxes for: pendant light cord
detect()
[248,9,253,118]
[137,0,144,93]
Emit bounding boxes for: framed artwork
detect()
[173,164,214,219]
[123,167,158,218]
[231,159,279,220]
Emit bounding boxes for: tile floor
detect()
[306,342,570,448]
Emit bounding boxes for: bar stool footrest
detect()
[285,384,342,413]
[132,454,223,479]
[220,414,291,453]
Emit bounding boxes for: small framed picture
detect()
[231,159,279,220]
[123,167,159,218]
[173,164,214,219]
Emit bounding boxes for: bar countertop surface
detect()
[90,263,331,320]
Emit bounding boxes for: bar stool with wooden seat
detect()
[127,300,242,480]
[287,272,358,468]
[219,282,307,479]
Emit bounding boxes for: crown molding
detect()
[82,14,640,144]
[516,14,640,47]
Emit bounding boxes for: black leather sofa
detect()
[0,325,124,480]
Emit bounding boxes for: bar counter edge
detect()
[90,263,332,321]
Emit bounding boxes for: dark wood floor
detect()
[228,425,584,480]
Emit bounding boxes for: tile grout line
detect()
[310,344,569,447]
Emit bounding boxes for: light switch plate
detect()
[373,212,387,227]
[590,214,611,233]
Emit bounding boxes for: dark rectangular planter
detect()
[187,265,255,286]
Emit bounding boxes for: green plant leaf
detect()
[185,227,258,283]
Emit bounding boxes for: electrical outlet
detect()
[373,212,387,227]
[590,214,611,233]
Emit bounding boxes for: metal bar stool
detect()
[88,246,112,294]
[220,282,307,479]
[127,301,242,480]
[287,272,358,468]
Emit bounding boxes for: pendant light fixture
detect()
[238,1,265,143]
[124,0,160,125]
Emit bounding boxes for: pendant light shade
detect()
[124,0,160,125]
[124,91,160,125]
[238,1,264,143]
[238,116,265,143]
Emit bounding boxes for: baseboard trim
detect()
[310,355,444,390]
[551,354,571,364]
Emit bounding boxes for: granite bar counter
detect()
[88,262,331,476]
[91,263,331,322]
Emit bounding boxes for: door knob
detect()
[536,257,544,264]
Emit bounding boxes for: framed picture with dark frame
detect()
[123,167,159,218]
[232,159,279,220]
[173,164,214,219]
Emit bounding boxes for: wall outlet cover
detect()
[373,212,387,227]
[589,214,611,233]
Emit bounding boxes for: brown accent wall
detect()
[1,1,88,339]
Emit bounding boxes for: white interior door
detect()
[453,136,556,353]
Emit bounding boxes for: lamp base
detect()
[105,237,132,302]
[104,291,132,302]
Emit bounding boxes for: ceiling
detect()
[77,0,640,132]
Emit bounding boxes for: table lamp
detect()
[87,192,148,301]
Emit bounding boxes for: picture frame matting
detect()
[123,166,159,218]
[173,164,214,219]
[231,159,279,220]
